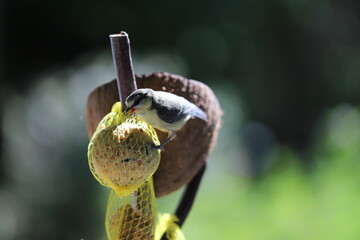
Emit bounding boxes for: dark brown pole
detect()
[109,31,141,213]
[109,32,206,240]
[109,31,137,110]
[175,163,206,227]
[161,163,206,240]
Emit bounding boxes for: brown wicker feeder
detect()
[86,72,222,197]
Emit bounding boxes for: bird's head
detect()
[125,88,154,115]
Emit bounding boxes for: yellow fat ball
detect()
[88,102,160,197]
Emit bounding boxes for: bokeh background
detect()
[2,0,360,239]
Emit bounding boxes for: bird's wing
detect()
[152,100,186,124]
[152,90,207,123]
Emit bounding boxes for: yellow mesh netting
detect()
[88,102,160,197]
[87,102,185,240]
[106,178,157,240]
[155,214,185,240]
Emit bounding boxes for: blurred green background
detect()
[1,0,360,239]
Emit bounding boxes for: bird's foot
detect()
[152,143,164,151]
[152,133,175,151]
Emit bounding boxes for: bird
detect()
[125,88,207,150]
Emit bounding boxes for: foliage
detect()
[182,105,360,240]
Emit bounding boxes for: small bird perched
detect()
[125,88,207,150]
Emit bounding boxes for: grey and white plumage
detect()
[125,88,207,149]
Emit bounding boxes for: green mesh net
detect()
[87,102,185,240]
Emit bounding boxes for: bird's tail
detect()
[190,104,208,121]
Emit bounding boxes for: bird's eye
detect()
[133,98,142,107]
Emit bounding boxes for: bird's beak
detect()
[125,107,136,115]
